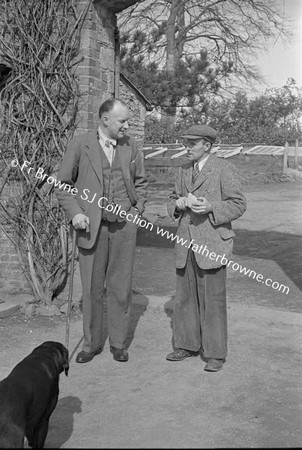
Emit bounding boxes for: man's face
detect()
[185,138,211,162]
[103,104,130,140]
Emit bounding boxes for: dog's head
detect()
[37,341,69,376]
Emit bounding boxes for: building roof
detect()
[120,73,153,111]
[96,0,139,14]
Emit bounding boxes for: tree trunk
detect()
[161,0,184,134]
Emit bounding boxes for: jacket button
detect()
[189,218,193,224]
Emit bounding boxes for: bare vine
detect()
[0,0,92,304]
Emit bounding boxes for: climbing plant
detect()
[0,0,91,304]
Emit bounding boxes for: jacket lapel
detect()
[116,142,131,177]
[114,141,138,205]
[191,154,215,192]
[84,131,132,189]
[184,164,193,192]
[84,129,103,185]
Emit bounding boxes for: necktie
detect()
[192,163,199,183]
[105,139,117,147]
[105,140,115,166]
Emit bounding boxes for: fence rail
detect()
[142,142,302,167]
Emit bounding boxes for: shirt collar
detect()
[196,154,210,171]
[98,126,117,147]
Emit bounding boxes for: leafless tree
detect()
[119,0,290,126]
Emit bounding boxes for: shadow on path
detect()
[137,227,302,292]
[125,294,148,349]
[47,396,82,448]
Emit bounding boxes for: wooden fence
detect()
[143,141,302,171]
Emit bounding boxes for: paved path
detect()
[0,181,301,448]
[137,181,302,312]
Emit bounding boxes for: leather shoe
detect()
[204,358,224,372]
[110,346,129,362]
[166,348,199,361]
[76,348,102,364]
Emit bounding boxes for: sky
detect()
[255,0,302,92]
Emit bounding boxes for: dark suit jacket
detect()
[167,154,246,269]
[55,130,148,249]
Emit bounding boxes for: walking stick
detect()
[65,229,76,352]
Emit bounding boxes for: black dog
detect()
[0,341,69,448]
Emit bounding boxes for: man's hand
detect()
[175,197,188,211]
[190,197,213,215]
[72,213,90,231]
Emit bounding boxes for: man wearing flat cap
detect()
[166,124,246,371]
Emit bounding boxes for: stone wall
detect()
[119,78,147,149]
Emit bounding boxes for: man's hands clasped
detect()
[176,193,212,215]
[190,197,212,214]
[175,197,188,210]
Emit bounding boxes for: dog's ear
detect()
[50,343,69,376]
[59,346,69,377]
[61,345,69,376]
[63,348,69,377]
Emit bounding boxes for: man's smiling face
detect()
[103,103,130,140]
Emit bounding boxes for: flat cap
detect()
[181,124,217,144]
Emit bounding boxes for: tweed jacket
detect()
[55,130,148,249]
[167,154,246,269]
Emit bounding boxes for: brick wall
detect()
[0,184,32,294]
[75,0,147,141]
[75,0,116,135]
[0,229,32,294]
[0,0,147,295]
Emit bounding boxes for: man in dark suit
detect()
[55,98,148,363]
[166,125,246,371]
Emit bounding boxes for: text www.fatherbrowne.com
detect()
[156,227,290,295]
[13,158,290,295]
